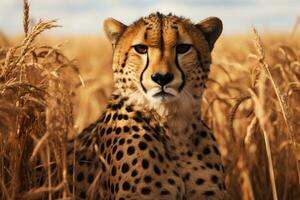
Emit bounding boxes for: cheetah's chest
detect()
[165,125,222,199]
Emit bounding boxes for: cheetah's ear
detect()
[103,18,127,48]
[196,17,223,51]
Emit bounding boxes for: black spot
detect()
[158,153,164,162]
[153,165,161,175]
[222,165,225,173]
[155,181,162,188]
[211,134,217,141]
[106,138,112,147]
[203,147,211,155]
[112,145,117,154]
[138,141,147,150]
[122,181,130,191]
[100,143,105,153]
[76,172,84,182]
[116,151,123,161]
[206,162,213,169]
[211,175,218,183]
[100,128,106,136]
[132,125,139,132]
[196,178,205,185]
[213,145,220,155]
[106,127,112,135]
[111,183,115,193]
[105,114,111,123]
[127,139,132,144]
[143,126,151,131]
[214,164,220,171]
[115,183,119,193]
[87,174,94,183]
[121,163,129,173]
[192,123,197,130]
[115,127,121,134]
[142,159,149,169]
[144,175,152,183]
[113,137,118,145]
[127,146,135,155]
[187,151,193,157]
[134,178,140,184]
[141,187,151,195]
[125,106,133,112]
[132,158,138,165]
[133,134,140,139]
[154,125,161,133]
[200,131,207,138]
[184,173,190,181]
[123,114,129,120]
[118,114,123,120]
[173,170,179,177]
[111,166,117,176]
[106,153,112,164]
[123,126,130,133]
[131,170,138,177]
[119,138,125,145]
[111,104,119,110]
[112,113,118,120]
[168,178,175,185]
[149,150,156,158]
[203,191,215,196]
[133,117,143,123]
[143,134,152,142]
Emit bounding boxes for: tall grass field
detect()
[0,1,299,199]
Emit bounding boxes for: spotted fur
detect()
[67,12,225,200]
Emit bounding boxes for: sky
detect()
[0,0,299,35]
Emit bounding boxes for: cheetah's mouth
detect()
[152,90,174,98]
[144,86,178,103]
[150,87,177,102]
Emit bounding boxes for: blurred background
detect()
[1,0,300,35]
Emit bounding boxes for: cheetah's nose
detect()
[151,72,174,87]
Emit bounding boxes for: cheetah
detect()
[68,12,225,200]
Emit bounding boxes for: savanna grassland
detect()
[0,1,300,199]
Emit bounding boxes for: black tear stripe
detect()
[140,53,149,93]
[175,55,186,92]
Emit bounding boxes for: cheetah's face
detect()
[104,13,222,107]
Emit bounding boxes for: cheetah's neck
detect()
[118,89,202,138]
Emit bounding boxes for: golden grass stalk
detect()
[23,0,30,37]
[253,28,300,187]
[248,87,278,200]
[228,94,251,141]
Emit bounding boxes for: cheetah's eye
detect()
[133,44,148,54]
[176,44,192,54]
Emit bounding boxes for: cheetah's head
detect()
[104,13,222,117]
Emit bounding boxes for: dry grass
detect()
[0,1,299,199]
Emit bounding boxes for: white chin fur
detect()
[127,85,198,127]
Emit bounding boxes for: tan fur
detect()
[68,13,225,200]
